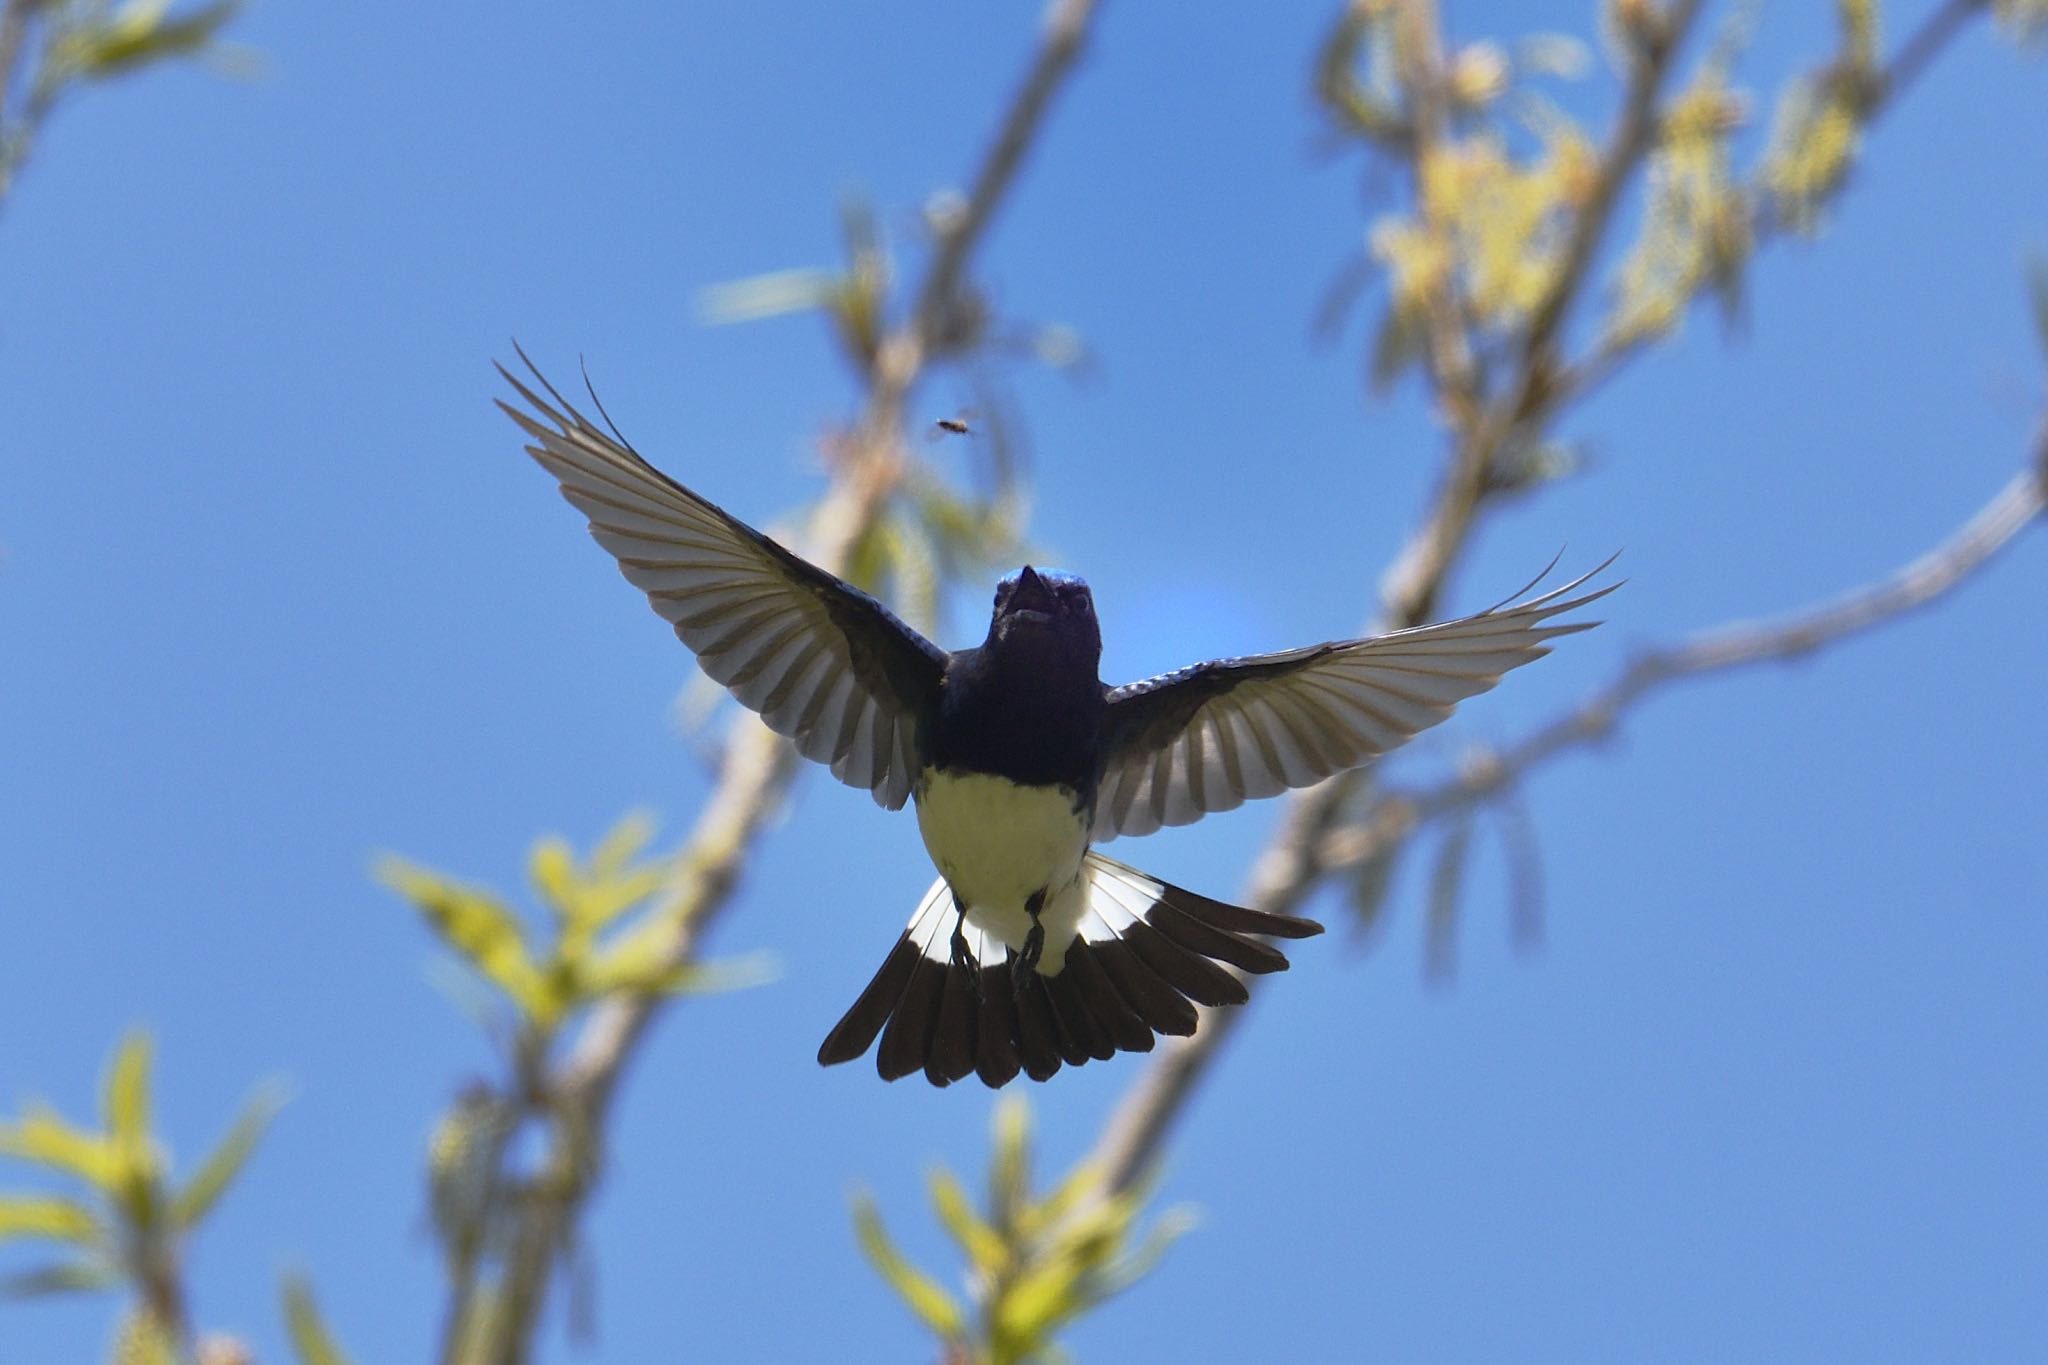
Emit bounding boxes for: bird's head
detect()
[988,565,1101,666]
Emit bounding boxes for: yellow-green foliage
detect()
[0,1033,280,1317]
[1367,114,1596,386]
[853,1098,1197,1365]
[281,1273,355,1365]
[379,812,774,1037]
[1762,0,1883,231]
[1608,37,1753,345]
[2,1,248,202]
[37,0,243,93]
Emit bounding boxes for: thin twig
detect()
[463,3,1104,1356]
[1883,0,1988,108]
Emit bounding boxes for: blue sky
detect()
[3,2,2044,1361]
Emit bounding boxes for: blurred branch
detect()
[0,1032,278,1361]
[1324,435,2048,876]
[459,3,1103,1358]
[1089,414,2043,1204]
[1565,0,1991,408]
[1077,0,2003,1207]
[1878,0,1987,118]
[1380,0,1705,630]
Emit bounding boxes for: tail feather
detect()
[1093,939,1199,1037]
[973,967,1023,1088]
[876,952,945,1082]
[816,930,922,1067]
[819,852,1323,1088]
[1121,920,1249,1008]
[1045,969,1119,1063]
[926,968,981,1087]
[1146,901,1293,975]
[1064,946,1156,1054]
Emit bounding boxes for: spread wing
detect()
[1092,565,1617,840]
[499,356,945,809]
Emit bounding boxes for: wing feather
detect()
[500,354,944,808]
[1093,563,1617,839]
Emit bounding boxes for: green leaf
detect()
[1092,1204,1200,1300]
[283,1273,355,1365]
[696,268,841,325]
[0,1257,119,1299]
[104,1032,153,1148]
[0,1195,101,1245]
[171,1082,284,1230]
[582,946,777,999]
[590,810,658,880]
[0,1104,119,1188]
[1018,1153,1105,1243]
[52,1,242,86]
[528,837,580,920]
[377,855,548,1019]
[993,1244,1089,1352]
[928,1166,1007,1274]
[989,1095,1033,1234]
[539,818,669,930]
[851,1193,964,1342]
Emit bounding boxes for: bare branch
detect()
[1380,441,2048,835]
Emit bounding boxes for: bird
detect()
[497,357,1615,1088]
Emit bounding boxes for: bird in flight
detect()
[499,358,1614,1088]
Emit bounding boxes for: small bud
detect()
[1450,42,1509,106]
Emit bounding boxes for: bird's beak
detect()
[1009,565,1055,615]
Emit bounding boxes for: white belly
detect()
[914,770,1091,967]
[915,770,1088,905]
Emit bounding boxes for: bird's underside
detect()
[818,852,1323,1088]
[499,352,1616,1089]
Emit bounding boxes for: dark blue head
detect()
[988,565,1101,668]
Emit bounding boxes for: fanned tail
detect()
[817,853,1322,1088]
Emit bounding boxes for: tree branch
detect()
[1561,0,1992,411]
[464,3,1104,1356]
[1326,434,2047,875]
[1078,0,2007,1205]
[1092,418,2043,1203]
[1377,0,1706,632]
